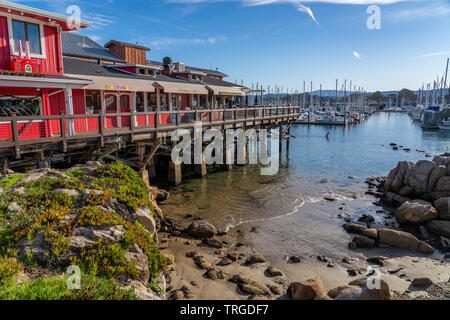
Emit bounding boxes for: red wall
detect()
[0,15,63,75]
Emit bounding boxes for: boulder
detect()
[411,277,433,287]
[434,198,450,220]
[404,160,435,194]
[349,235,376,249]
[343,223,366,234]
[6,202,22,214]
[361,228,378,240]
[204,268,225,280]
[378,228,434,254]
[266,266,283,277]
[202,238,224,249]
[395,200,438,225]
[245,254,266,265]
[15,231,50,264]
[287,279,326,300]
[229,274,271,296]
[217,258,233,266]
[428,166,447,192]
[124,244,149,284]
[134,207,157,237]
[328,278,392,300]
[425,220,450,238]
[52,188,80,198]
[436,176,450,192]
[383,192,410,207]
[69,225,124,251]
[385,161,414,192]
[193,256,213,270]
[155,189,170,203]
[187,220,217,238]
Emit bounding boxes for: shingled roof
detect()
[61,32,125,63]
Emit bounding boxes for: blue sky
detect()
[13,0,450,92]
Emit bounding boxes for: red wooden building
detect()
[0,1,248,147]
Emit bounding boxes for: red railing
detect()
[0,106,300,158]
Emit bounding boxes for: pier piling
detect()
[168,161,182,185]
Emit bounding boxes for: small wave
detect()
[223,196,322,232]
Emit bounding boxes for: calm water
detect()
[161,112,450,256]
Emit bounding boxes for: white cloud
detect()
[413,51,450,59]
[387,3,450,21]
[146,36,227,48]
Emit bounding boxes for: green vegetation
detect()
[0,161,164,300]
[0,174,26,189]
[0,274,138,300]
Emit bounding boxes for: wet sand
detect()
[159,197,450,300]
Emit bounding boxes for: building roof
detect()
[62,33,125,63]
[147,60,228,77]
[105,40,150,51]
[0,0,91,31]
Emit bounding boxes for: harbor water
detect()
[160,112,450,258]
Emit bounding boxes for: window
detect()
[105,95,117,112]
[147,93,157,111]
[171,96,178,109]
[120,95,129,109]
[12,20,41,54]
[0,95,42,117]
[136,92,145,112]
[85,91,101,114]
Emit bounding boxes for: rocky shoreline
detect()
[1,159,449,300]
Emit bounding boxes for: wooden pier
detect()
[0,106,300,184]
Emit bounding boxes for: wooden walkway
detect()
[0,106,300,159]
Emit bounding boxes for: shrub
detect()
[0,255,21,285]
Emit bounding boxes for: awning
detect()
[153,81,208,94]
[65,74,155,92]
[205,85,246,96]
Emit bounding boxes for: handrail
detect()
[0,106,301,158]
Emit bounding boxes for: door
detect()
[105,94,118,128]
[120,94,130,127]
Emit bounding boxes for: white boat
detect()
[437,118,450,130]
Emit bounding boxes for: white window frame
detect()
[6,14,47,59]
[0,94,44,124]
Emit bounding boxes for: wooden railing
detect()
[0,106,300,158]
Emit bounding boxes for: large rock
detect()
[287,279,327,300]
[134,207,157,237]
[187,220,217,238]
[229,274,271,296]
[434,198,450,220]
[428,166,447,192]
[435,176,450,192]
[124,244,149,284]
[349,235,376,249]
[385,161,414,192]
[404,160,436,194]
[343,223,366,234]
[6,202,22,214]
[69,225,124,251]
[15,231,50,264]
[425,220,450,238]
[245,254,266,265]
[395,200,438,225]
[328,278,391,300]
[52,188,80,198]
[378,228,434,254]
[383,192,410,207]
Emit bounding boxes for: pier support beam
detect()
[195,155,207,177]
[279,125,283,153]
[148,159,156,179]
[223,146,233,171]
[168,161,182,185]
[36,151,49,169]
[286,124,291,152]
[139,169,150,188]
